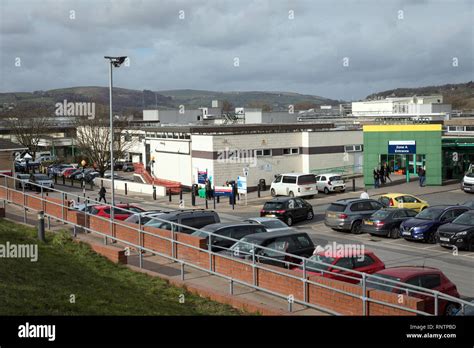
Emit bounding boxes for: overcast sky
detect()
[0,0,473,100]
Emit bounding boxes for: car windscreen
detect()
[260,220,287,229]
[263,202,284,210]
[230,237,264,253]
[415,207,445,220]
[35,175,50,180]
[329,176,342,181]
[300,254,335,272]
[297,175,316,185]
[327,203,346,212]
[371,210,391,219]
[462,200,474,208]
[466,172,474,178]
[452,212,474,226]
[365,274,401,292]
[17,174,29,179]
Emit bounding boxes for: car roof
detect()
[315,173,342,177]
[316,249,375,258]
[333,198,375,204]
[424,205,461,210]
[244,230,308,240]
[245,217,284,223]
[92,203,139,209]
[374,266,442,278]
[277,173,311,176]
[265,197,302,203]
[152,209,217,217]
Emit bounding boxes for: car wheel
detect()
[271,188,276,197]
[306,210,314,220]
[288,191,295,197]
[351,221,362,234]
[286,216,293,226]
[389,227,400,239]
[444,302,459,316]
[324,187,329,195]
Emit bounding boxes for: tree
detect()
[75,117,134,177]
[247,101,272,112]
[6,117,48,159]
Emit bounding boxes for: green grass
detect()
[0,219,242,316]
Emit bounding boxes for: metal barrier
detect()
[311,165,364,177]
[0,173,472,316]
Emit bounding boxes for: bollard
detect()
[213,194,216,209]
[258,185,261,198]
[62,176,65,185]
[124,183,128,196]
[205,198,208,209]
[153,186,156,200]
[179,190,183,201]
[71,178,74,187]
[191,190,196,206]
[232,193,235,210]
[217,195,220,203]
[37,211,45,242]
[352,178,356,192]
[90,181,94,190]
[168,188,172,202]
[54,174,57,184]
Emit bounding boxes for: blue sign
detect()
[197,170,207,184]
[388,141,416,154]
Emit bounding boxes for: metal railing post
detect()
[180,262,185,281]
[138,214,143,268]
[171,224,176,260]
[252,247,257,286]
[303,260,308,303]
[61,192,65,222]
[208,235,213,271]
[434,291,439,316]
[23,184,27,223]
[362,273,367,316]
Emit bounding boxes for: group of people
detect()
[373,163,392,188]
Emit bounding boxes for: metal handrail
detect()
[1,173,472,316]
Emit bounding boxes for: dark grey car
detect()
[144,209,220,234]
[324,198,385,234]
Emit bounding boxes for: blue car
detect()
[400,205,470,243]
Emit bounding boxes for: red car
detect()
[366,266,460,315]
[293,249,385,284]
[89,204,145,220]
[60,168,76,177]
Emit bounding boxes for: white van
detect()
[270,173,317,198]
[462,164,474,193]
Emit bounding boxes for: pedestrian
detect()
[98,186,107,203]
[419,166,426,187]
[385,164,392,182]
[205,179,212,200]
[360,189,370,199]
[373,168,380,188]
[379,165,386,184]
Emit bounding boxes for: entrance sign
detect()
[388,141,416,154]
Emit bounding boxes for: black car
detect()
[222,231,315,268]
[400,205,471,243]
[437,210,474,251]
[324,198,385,234]
[144,209,220,234]
[361,208,418,238]
[191,222,267,252]
[260,197,313,226]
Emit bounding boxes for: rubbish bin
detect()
[259,178,266,191]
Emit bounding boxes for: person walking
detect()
[379,165,386,185]
[385,163,392,183]
[419,166,426,187]
[205,178,212,200]
[373,168,380,188]
[360,189,370,199]
[98,186,107,203]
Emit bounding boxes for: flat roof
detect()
[0,139,27,151]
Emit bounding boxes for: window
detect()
[406,209,418,217]
[287,199,296,209]
[354,255,374,268]
[320,176,327,181]
[440,210,456,222]
[420,274,441,289]
[283,148,299,155]
[263,238,289,256]
[295,235,311,248]
[335,257,354,269]
[344,144,363,152]
[273,175,282,183]
[297,175,316,185]
[369,201,383,210]
[402,196,418,203]
[282,176,297,184]
[256,149,272,157]
[393,211,405,219]
[212,228,232,244]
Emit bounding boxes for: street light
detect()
[104,56,127,212]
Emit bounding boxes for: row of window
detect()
[255,148,299,157]
[447,126,474,132]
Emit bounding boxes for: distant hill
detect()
[366,81,474,110]
[0,87,341,118]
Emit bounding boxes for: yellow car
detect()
[378,193,429,212]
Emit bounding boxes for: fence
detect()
[0,173,472,316]
[311,165,363,177]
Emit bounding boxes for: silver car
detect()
[244,217,293,232]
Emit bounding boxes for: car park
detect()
[243,217,293,232]
[294,249,385,283]
[224,231,315,268]
[400,205,470,243]
[270,173,317,198]
[260,197,314,226]
[29,173,54,191]
[15,173,31,189]
[89,204,145,220]
[315,173,346,194]
[436,210,474,251]
[324,198,385,234]
[365,266,460,315]
[361,207,418,238]
[191,222,267,252]
[378,193,428,212]
[144,209,220,233]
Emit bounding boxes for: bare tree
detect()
[6,117,48,158]
[75,117,134,177]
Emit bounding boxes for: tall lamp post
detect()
[104,56,127,211]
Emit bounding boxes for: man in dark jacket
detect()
[99,186,107,203]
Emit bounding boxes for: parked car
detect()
[122,162,135,172]
[293,249,385,283]
[49,164,74,176]
[144,209,220,233]
[461,165,474,193]
[324,198,385,234]
[89,204,145,220]
[400,205,470,243]
[462,199,474,208]
[378,193,429,213]
[60,167,76,178]
[270,173,317,198]
[361,207,419,238]
[29,173,54,191]
[223,231,315,268]
[436,210,474,251]
[365,266,460,315]
[455,300,474,316]
[15,173,31,189]
[84,171,100,183]
[315,173,346,194]
[260,197,314,226]
[191,222,267,252]
[244,217,293,232]
[124,210,167,224]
